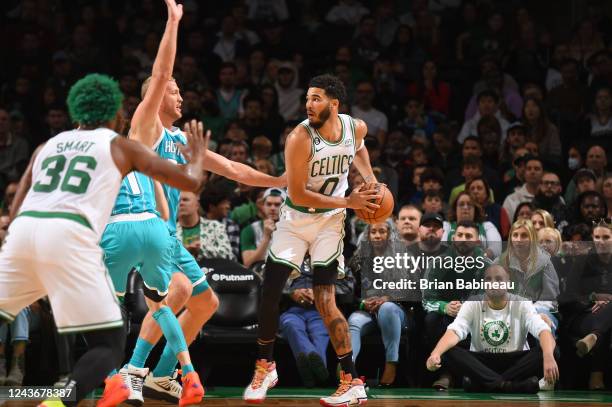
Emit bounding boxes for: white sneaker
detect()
[243,359,278,403]
[539,377,555,391]
[143,370,182,403]
[320,372,367,407]
[119,365,149,406]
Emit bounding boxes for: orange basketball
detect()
[354,183,394,224]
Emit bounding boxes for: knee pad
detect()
[313,261,339,286]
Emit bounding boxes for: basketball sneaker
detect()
[143,370,182,403]
[119,365,148,406]
[243,359,278,403]
[179,371,205,406]
[320,371,367,407]
[97,374,130,407]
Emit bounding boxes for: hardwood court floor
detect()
[2,388,612,407]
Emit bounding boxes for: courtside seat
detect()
[200,258,262,343]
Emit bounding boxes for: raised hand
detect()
[164,0,183,22]
[181,120,210,163]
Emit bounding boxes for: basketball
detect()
[354,183,394,224]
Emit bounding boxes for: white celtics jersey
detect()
[295,114,356,212]
[19,128,123,238]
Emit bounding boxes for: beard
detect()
[308,104,331,129]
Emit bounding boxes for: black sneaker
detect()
[308,352,329,384]
[296,353,315,388]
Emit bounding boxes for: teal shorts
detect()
[169,236,209,296]
[101,218,174,298]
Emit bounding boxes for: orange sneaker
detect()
[179,371,205,406]
[97,374,130,407]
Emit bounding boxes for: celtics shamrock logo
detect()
[482,320,509,347]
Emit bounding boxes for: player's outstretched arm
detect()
[9,144,45,221]
[202,150,286,188]
[113,120,207,192]
[130,0,182,147]
[351,118,377,183]
[286,126,380,211]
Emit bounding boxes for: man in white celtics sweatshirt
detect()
[426,264,559,393]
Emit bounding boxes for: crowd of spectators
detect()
[0,0,611,391]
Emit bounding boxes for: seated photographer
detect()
[426,264,559,393]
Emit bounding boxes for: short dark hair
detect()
[421,167,444,185]
[308,74,347,104]
[463,135,482,146]
[477,89,500,104]
[242,95,263,110]
[424,190,443,200]
[200,185,230,211]
[456,220,479,234]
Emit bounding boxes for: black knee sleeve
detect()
[313,260,339,286]
[83,324,126,367]
[67,325,127,404]
[258,260,292,340]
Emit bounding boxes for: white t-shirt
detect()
[447,295,550,353]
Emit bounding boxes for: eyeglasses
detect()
[541,180,560,186]
[592,218,612,227]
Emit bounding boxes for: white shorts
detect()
[0,216,123,334]
[268,205,345,272]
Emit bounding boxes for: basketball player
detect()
[104,1,285,404]
[0,73,207,407]
[243,74,380,405]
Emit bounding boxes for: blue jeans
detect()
[279,307,329,365]
[0,308,30,343]
[348,302,408,363]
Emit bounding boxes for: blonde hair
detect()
[140,76,176,99]
[537,227,562,255]
[501,219,539,274]
[532,209,555,228]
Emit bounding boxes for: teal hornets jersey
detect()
[111,171,158,216]
[154,127,187,235]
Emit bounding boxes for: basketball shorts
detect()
[0,216,123,334]
[101,214,174,298]
[169,236,209,296]
[268,205,345,273]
